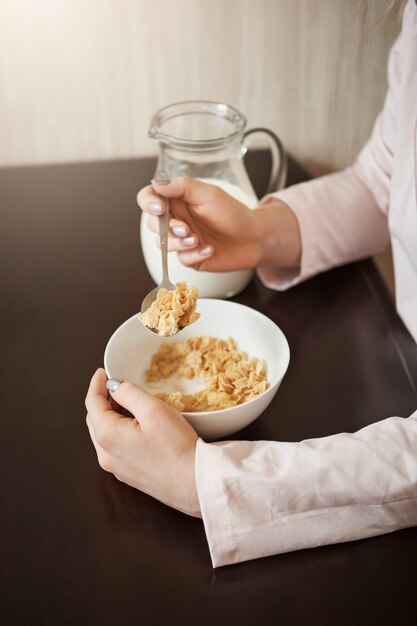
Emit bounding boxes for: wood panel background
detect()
[0,0,399,290]
[0,0,398,173]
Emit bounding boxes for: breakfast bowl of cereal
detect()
[104,299,290,439]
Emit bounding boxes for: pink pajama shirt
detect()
[196,0,417,567]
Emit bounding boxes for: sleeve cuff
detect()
[195,438,238,567]
[257,184,323,290]
[257,167,389,291]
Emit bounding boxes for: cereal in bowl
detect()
[144,336,269,412]
[139,282,200,336]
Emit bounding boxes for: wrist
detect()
[166,439,201,518]
[254,200,301,269]
[185,445,201,517]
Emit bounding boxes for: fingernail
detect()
[199,245,213,256]
[106,378,124,392]
[181,236,196,247]
[151,169,171,186]
[148,201,162,214]
[172,225,186,237]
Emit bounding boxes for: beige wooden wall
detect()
[0,0,398,174]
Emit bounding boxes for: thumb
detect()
[106,378,162,422]
[151,176,219,205]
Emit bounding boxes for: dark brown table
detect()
[1,156,417,626]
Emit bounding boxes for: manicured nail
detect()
[106,378,124,392]
[172,225,186,237]
[148,201,162,214]
[151,169,171,186]
[181,236,196,247]
[199,245,213,256]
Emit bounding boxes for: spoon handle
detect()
[152,170,172,286]
[159,194,169,283]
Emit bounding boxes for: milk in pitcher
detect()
[142,101,286,297]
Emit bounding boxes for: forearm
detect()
[196,409,417,567]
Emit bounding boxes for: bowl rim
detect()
[104,299,290,417]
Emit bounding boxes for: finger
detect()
[86,367,122,413]
[109,394,122,413]
[146,215,191,238]
[149,177,220,205]
[155,233,199,252]
[169,219,190,238]
[146,214,159,234]
[138,177,222,218]
[85,368,112,414]
[147,215,198,250]
[138,178,213,209]
[137,185,165,216]
[170,234,199,251]
[144,194,204,244]
[107,380,167,425]
[86,369,128,435]
[177,245,214,267]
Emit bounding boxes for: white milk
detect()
[140,178,259,298]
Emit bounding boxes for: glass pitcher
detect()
[140,100,287,298]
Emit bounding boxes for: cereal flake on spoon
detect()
[139,281,200,336]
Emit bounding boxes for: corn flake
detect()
[139,282,200,336]
[144,336,269,412]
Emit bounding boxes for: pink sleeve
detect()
[256,31,403,290]
[196,410,417,567]
[194,29,413,569]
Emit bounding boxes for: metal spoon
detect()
[140,170,176,329]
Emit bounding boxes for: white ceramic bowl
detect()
[104,299,290,439]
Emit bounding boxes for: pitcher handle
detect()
[243,128,288,194]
